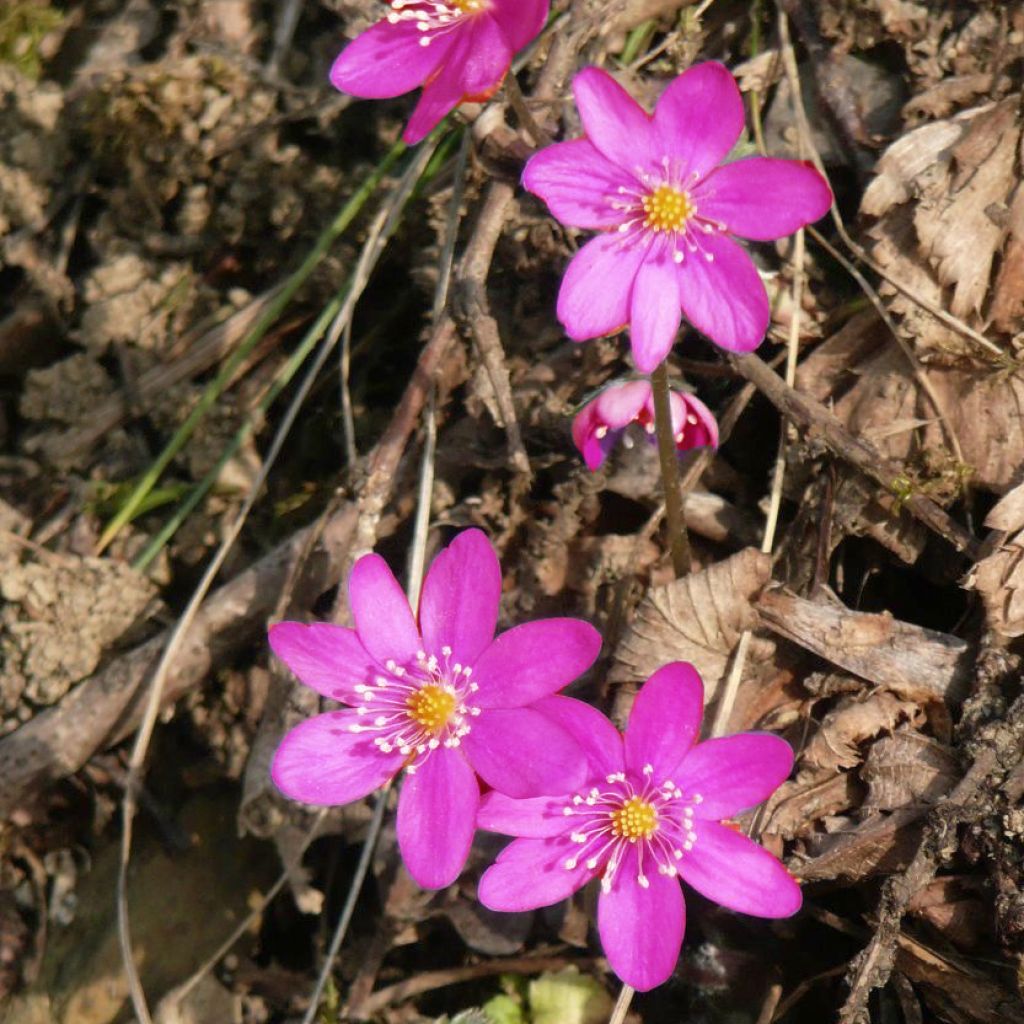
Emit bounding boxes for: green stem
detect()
[97,137,407,553]
[650,361,691,577]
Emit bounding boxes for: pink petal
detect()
[594,379,651,429]
[330,19,452,99]
[677,233,769,353]
[557,233,645,342]
[674,733,794,819]
[652,62,744,181]
[571,401,615,471]
[472,619,602,708]
[624,663,703,782]
[488,0,549,52]
[418,529,500,666]
[268,622,376,703]
[573,67,659,173]
[348,553,421,665]
[678,820,803,918]
[697,158,833,241]
[462,705,588,797]
[404,18,510,144]
[478,836,591,911]
[531,695,624,779]
[674,392,719,449]
[523,139,635,230]
[597,846,685,991]
[397,747,480,889]
[271,711,402,805]
[630,255,682,373]
[477,791,569,838]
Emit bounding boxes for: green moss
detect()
[0,1,63,80]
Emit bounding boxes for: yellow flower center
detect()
[610,796,659,840]
[641,184,695,233]
[406,684,457,733]
[452,0,487,11]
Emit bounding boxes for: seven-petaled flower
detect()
[330,0,550,144]
[269,529,601,889]
[476,663,801,991]
[573,378,718,471]
[522,63,833,371]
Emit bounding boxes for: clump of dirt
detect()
[0,543,160,724]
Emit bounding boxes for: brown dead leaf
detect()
[610,548,772,704]
[796,805,926,883]
[984,479,1024,532]
[964,530,1024,637]
[803,692,919,774]
[862,728,958,810]
[908,877,990,950]
[862,98,1024,352]
[757,589,973,704]
[763,772,862,840]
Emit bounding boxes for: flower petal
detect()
[488,0,549,52]
[477,791,569,838]
[418,529,500,666]
[478,836,591,911]
[348,553,421,665]
[673,391,719,449]
[557,233,645,342]
[677,233,769,353]
[678,820,803,918]
[594,379,651,428]
[462,705,588,797]
[572,401,618,471]
[624,663,703,781]
[652,62,744,181]
[472,619,602,708]
[697,158,833,241]
[573,67,658,173]
[674,733,794,819]
[397,747,480,889]
[268,622,376,703]
[630,254,682,373]
[458,13,513,97]
[597,846,685,991]
[330,19,452,99]
[271,711,402,805]
[404,57,468,143]
[523,139,635,230]
[531,695,624,779]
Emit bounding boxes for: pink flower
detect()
[269,529,601,889]
[330,1,550,144]
[477,663,801,991]
[572,378,718,471]
[522,64,833,371]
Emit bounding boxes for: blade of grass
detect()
[97,137,407,554]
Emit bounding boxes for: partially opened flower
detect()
[330,0,550,144]
[269,529,601,889]
[477,663,800,991]
[572,378,718,471]
[522,63,832,371]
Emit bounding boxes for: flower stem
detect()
[608,983,636,1024]
[650,361,691,577]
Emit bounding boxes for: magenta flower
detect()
[572,378,718,471]
[330,0,550,144]
[477,663,801,991]
[522,63,832,371]
[269,529,601,889]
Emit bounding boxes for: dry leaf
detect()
[862,728,958,810]
[984,479,1024,532]
[964,530,1024,637]
[757,589,973,704]
[610,548,772,703]
[803,691,919,774]
[764,772,861,840]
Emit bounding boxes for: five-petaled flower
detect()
[573,378,718,471]
[330,0,550,144]
[522,63,833,371]
[269,529,601,889]
[476,663,801,991]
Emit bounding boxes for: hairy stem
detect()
[608,983,636,1024]
[651,362,691,577]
